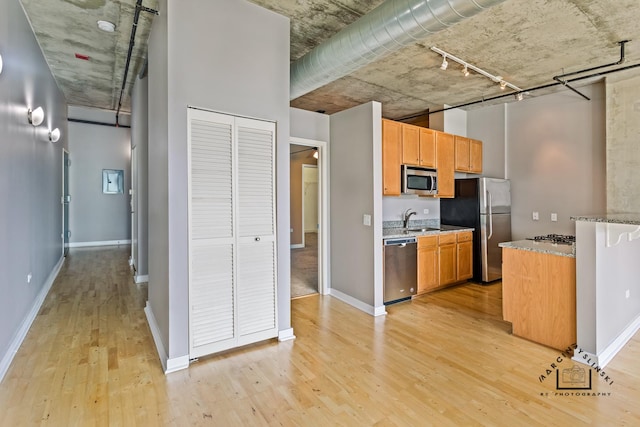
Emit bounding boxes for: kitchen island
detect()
[572,214,640,367]
[499,239,576,351]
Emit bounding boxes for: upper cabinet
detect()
[435,131,455,198]
[455,136,483,173]
[402,124,436,169]
[382,119,402,196]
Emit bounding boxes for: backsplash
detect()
[382,196,440,222]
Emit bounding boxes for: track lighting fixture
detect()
[28,106,45,126]
[49,128,61,142]
[431,46,523,93]
[440,55,448,71]
[515,92,524,101]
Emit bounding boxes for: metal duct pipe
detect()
[290,0,507,100]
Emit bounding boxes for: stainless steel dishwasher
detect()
[383,237,417,304]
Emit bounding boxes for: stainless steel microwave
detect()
[402,165,437,196]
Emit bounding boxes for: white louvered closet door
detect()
[236,118,277,344]
[188,109,277,359]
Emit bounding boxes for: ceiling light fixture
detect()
[313,148,319,159]
[49,128,61,142]
[440,55,448,70]
[462,65,470,77]
[97,20,116,33]
[431,46,523,93]
[28,106,45,126]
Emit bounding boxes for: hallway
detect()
[2,247,640,425]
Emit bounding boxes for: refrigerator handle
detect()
[487,191,494,240]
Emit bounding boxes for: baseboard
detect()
[278,328,296,342]
[134,274,149,284]
[575,314,640,368]
[0,256,64,383]
[144,302,169,373]
[69,239,131,248]
[166,355,190,374]
[290,244,304,249]
[329,288,385,317]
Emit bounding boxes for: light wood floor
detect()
[1,246,639,426]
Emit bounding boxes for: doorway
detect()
[130,145,138,271]
[62,150,70,257]
[289,138,328,298]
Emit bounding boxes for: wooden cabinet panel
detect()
[418,246,439,294]
[438,233,456,245]
[456,231,472,243]
[454,136,470,172]
[382,119,402,196]
[419,128,436,168]
[457,241,473,281]
[438,243,457,286]
[436,132,455,198]
[470,139,483,173]
[402,124,420,166]
[502,248,576,351]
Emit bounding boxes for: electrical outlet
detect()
[532,211,539,221]
[551,213,558,222]
[423,209,429,214]
[363,214,371,226]
[626,290,630,299]
[290,228,293,233]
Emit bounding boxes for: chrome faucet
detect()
[403,208,417,229]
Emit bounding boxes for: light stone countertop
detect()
[498,239,576,258]
[571,214,640,225]
[383,224,474,239]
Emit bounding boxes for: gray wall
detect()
[0,0,67,374]
[131,75,149,277]
[467,103,506,179]
[147,0,290,360]
[290,107,330,142]
[330,102,383,309]
[382,197,440,223]
[506,84,606,239]
[68,108,131,244]
[606,71,640,213]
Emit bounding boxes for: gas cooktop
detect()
[527,234,576,245]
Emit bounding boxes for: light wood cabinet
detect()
[401,124,436,168]
[455,135,483,173]
[436,132,455,198]
[438,233,457,286]
[469,139,483,173]
[456,232,473,281]
[417,236,438,294]
[502,247,576,351]
[382,119,402,196]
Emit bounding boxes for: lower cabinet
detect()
[417,236,438,294]
[417,231,473,295]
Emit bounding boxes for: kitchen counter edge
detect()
[498,240,575,258]
[571,214,640,225]
[383,225,474,239]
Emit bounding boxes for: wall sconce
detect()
[0,53,3,75]
[28,106,45,126]
[49,128,61,142]
[313,148,319,159]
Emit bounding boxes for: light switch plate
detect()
[551,213,558,222]
[532,211,539,221]
[423,209,429,214]
[363,214,371,226]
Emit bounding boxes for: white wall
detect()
[506,84,606,239]
[131,75,149,277]
[329,102,384,313]
[0,0,67,380]
[430,105,467,135]
[68,108,131,245]
[290,107,330,142]
[147,0,290,363]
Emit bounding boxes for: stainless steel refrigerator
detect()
[440,178,511,283]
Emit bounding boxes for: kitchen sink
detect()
[403,227,439,233]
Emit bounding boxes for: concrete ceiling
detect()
[20,0,640,119]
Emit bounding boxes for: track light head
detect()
[440,55,448,70]
[499,80,507,90]
[462,65,470,77]
[515,92,524,101]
